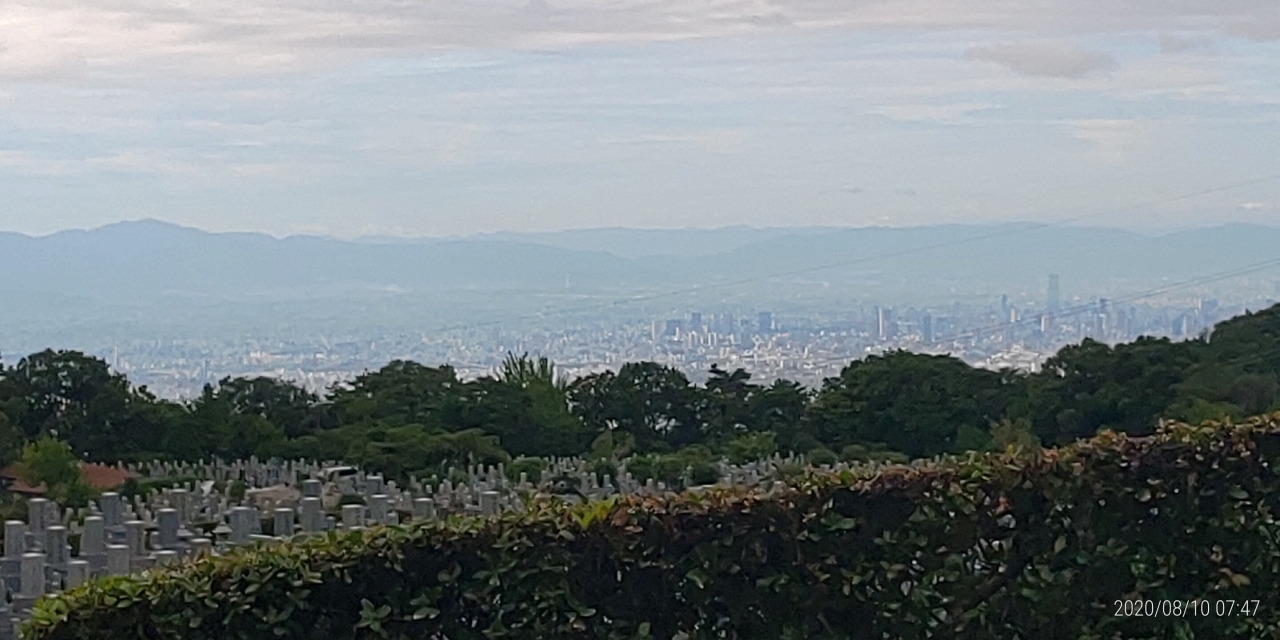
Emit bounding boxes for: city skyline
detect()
[3,288,1260,400]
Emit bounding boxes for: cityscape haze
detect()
[2,220,1277,398]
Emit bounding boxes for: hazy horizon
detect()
[6,216,1280,243]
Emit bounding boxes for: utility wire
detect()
[938,257,1280,345]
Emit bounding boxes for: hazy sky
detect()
[1,0,1279,238]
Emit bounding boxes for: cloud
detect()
[867,101,1002,123]
[0,35,87,81]
[0,150,68,174]
[1157,33,1215,54]
[1067,118,1148,164]
[88,149,203,175]
[963,42,1115,78]
[598,129,748,153]
[0,0,1274,82]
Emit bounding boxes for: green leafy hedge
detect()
[26,416,1280,639]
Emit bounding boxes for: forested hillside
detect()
[4,304,1280,488]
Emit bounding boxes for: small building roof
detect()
[0,462,137,496]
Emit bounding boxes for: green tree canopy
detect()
[808,351,1014,457]
[330,361,462,427]
[0,411,21,468]
[569,362,702,453]
[16,435,96,506]
[1025,337,1196,444]
[203,376,327,439]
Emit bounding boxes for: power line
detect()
[942,257,1280,344]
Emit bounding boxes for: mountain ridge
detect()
[2,219,1279,305]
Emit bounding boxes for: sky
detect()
[1,0,1279,238]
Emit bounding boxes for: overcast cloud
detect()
[0,0,1278,236]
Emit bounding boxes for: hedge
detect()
[25,415,1280,639]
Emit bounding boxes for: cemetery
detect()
[0,454,795,638]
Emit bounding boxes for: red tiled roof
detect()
[79,463,136,490]
[0,462,137,495]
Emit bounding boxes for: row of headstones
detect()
[127,457,335,489]
[0,452,825,638]
[124,453,804,519]
[0,486,514,638]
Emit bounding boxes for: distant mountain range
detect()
[2,220,1279,304]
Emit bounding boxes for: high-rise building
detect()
[922,313,934,344]
[758,311,773,335]
[1047,274,1061,311]
[717,313,735,335]
[690,312,703,332]
[1174,314,1190,338]
[876,306,896,340]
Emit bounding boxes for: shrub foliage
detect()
[26,416,1280,639]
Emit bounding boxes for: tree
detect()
[569,362,702,453]
[497,352,567,390]
[205,376,325,439]
[329,361,462,427]
[4,350,124,441]
[0,350,174,461]
[352,425,510,484]
[486,353,591,457]
[179,386,288,461]
[987,418,1041,453]
[1026,337,1195,444]
[725,431,778,464]
[0,412,21,468]
[744,380,811,451]
[17,436,95,507]
[807,351,1013,458]
[701,365,758,443]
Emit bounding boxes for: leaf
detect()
[413,607,440,621]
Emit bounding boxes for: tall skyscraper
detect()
[876,306,896,340]
[922,313,934,344]
[1047,274,1061,311]
[690,312,703,333]
[757,311,773,335]
[718,313,735,335]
